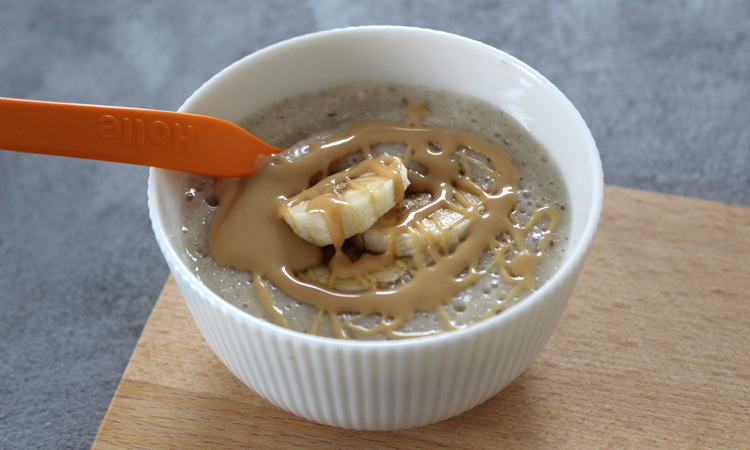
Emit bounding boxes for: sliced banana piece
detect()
[278,156,410,247]
[356,192,476,258]
[300,262,410,292]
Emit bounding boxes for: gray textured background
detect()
[0,1,748,448]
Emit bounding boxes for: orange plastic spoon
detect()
[0,97,283,177]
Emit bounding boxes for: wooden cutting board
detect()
[92,186,750,449]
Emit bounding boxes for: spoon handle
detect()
[0,97,281,177]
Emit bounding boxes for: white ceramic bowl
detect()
[148,26,603,430]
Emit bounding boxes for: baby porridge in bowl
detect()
[179,82,570,340]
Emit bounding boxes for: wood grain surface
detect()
[92,186,750,449]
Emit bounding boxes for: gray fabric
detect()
[0,1,747,448]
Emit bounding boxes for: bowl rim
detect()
[149,25,604,349]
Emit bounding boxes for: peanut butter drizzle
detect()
[208,102,559,339]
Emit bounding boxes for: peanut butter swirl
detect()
[207,102,559,338]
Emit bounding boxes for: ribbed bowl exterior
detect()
[148,26,603,430]
[156,247,585,430]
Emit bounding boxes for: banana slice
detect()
[278,156,410,247]
[355,192,475,258]
[300,262,410,292]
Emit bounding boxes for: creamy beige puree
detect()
[180,83,569,339]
